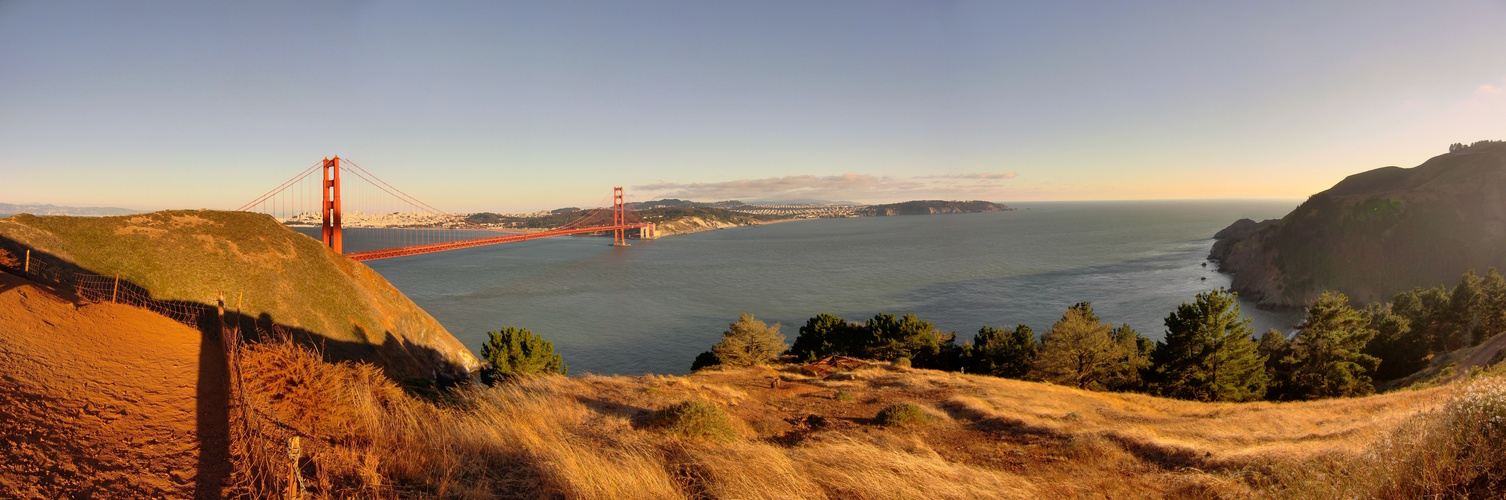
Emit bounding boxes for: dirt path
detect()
[0,272,230,499]
[1458,331,1506,374]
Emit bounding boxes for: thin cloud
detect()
[917,172,1018,180]
[635,173,924,202]
[634,171,1025,203]
[1453,75,1506,111]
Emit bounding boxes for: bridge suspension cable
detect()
[235,157,658,261]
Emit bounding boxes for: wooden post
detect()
[286,435,304,497]
[216,291,227,350]
[23,250,29,274]
[112,273,119,303]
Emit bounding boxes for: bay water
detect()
[354,200,1300,375]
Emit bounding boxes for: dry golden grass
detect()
[236,341,1503,499]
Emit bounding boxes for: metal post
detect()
[112,273,119,303]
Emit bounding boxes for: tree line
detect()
[693,268,1506,402]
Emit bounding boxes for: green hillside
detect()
[0,210,478,378]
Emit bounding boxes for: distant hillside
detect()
[858,200,1013,216]
[639,206,777,235]
[0,210,478,378]
[1211,140,1506,308]
[0,203,143,218]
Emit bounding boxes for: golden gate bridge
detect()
[236,157,658,261]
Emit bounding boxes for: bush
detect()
[651,400,737,441]
[833,390,854,401]
[480,327,567,382]
[0,248,18,269]
[892,357,912,368]
[1368,376,1506,497]
[874,402,933,427]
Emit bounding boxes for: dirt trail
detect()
[0,271,229,499]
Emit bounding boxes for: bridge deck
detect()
[345,223,652,261]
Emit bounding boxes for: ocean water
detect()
[354,200,1301,376]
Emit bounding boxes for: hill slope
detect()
[233,342,1492,498]
[1210,142,1506,307]
[3,268,1498,497]
[0,271,227,498]
[0,210,477,378]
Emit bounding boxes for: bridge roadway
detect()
[344,223,652,261]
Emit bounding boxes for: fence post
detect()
[23,250,28,274]
[112,273,119,304]
[286,435,305,498]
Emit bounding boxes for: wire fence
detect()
[1,250,306,499]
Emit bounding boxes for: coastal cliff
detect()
[1210,141,1506,308]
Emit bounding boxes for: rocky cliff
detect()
[1210,141,1506,308]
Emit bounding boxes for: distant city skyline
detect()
[2,2,1504,213]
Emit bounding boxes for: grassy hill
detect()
[859,200,1013,216]
[1211,141,1506,307]
[235,340,1505,498]
[0,210,477,378]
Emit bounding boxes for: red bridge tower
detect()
[321,156,342,253]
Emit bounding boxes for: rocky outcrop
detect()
[1211,142,1506,308]
[654,216,748,236]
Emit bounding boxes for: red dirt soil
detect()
[0,271,230,499]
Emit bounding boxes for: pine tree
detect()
[1106,324,1154,392]
[480,327,567,382]
[1148,289,1267,402]
[711,313,787,367]
[1479,268,1506,340]
[787,313,855,362]
[1256,329,1292,399]
[1360,304,1424,381]
[1032,303,1122,390]
[1284,291,1379,399]
[969,324,1037,378]
[1446,270,1483,349]
[862,313,942,363]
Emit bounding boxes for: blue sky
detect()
[2,1,1505,212]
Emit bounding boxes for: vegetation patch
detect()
[480,327,567,381]
[651,400,738,441]
[874,402,933,427]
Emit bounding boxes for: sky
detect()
[2,1,1505,212]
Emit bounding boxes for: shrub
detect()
[0,248,18,269]
[480,327,567,382]
[1369,376,1506,497]
[892,357,912,368]
[833,390,854,401]
[651,400,737,441]
[874,402,933,427]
